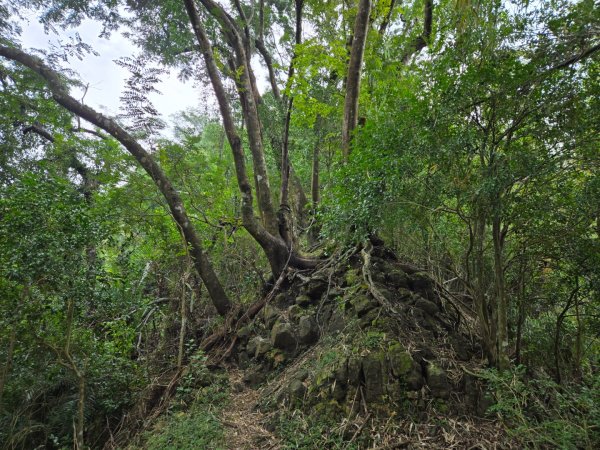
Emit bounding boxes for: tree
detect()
[0,44,233,316]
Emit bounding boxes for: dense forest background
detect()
[0,0,598,448]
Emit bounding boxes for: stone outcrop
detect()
[233,243,487,420]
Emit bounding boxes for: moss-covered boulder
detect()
[304,279,328,300]
[262,304,280,329]
[414,297,440,316]
[271,322,297,351]
[387,343,413,377]
[298,315,319,345]
[387,268,411,288]
[344,269,361,286]
[287,304,303,322]
[295,294,312,307]
[362,352,385,402]
[425,363,450,399]
[351,295,378,317]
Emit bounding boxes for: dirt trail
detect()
[221,371,280,450]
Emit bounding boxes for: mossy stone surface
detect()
[271,322,297,351]
[295,294,312,307]
[388,343,414,378]
[351,295,377,317]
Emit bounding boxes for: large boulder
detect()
[425,363,450,399]
[295,294,312,308]
[414,297,440,316]
[271,321,297,351]
[262,304,280,329]
[362,353,384,402]
[247,336,272,358]
[298,315,319,345]
[305,279,328,300]
[351,295,378,317]
[387,268,411,288]
[287,304,303,322]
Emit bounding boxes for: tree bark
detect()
[342,0,371,160]
[197,0,279,236]
[183,0,317,276]
[279,0,305,248]
[0,44,232,316]
[401,0,433,63]
[255,38,281,101]
[492,213,510,370]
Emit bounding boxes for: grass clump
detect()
[139,355,230,450]
[482,366,600,449]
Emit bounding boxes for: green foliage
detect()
[0,0,598,448]
[272,410,361,450]
[141,373,229,450]
[481,366,600,449]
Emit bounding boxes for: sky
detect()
[18,12,203,135]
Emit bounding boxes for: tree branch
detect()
[0,43,232,316]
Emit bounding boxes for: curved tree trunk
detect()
[0,44,232,316]
[197,0,279,236]
[184,0,318,276]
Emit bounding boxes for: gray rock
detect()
[414,297,440,316]
[334,362,348,383]
[425,363,450,399]
[351,295,377,317]
[326,287,344,299]
[362,353,384,402]
[262,304,280,329]
[294,369,309,381]
[298,315,319,345]
[359,307,380,329]
[397,288,413,301]
[305,279,328,300]
[287,304,303,322]
[274,293,289,308]
[295,294,312,307]
[372,270,387,284]
[237,351,250,369]
[243,369,266,387]
[327,308,346,333]
[387,344,414,378]
[347,357,362,385]
[332,381,347,401]
[271,321,297,351]
[255,337,272,357]
[410,272,437,301]
[236,325,252,340]
[246,336,260,357]
[406,367,425,391]
[410,272,434,290]
[387,269,411,288]
[289,379,307,399]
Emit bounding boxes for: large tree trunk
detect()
[472,212,497,366]
[183,0,317,277]
[492,213,510,370]
[198,0,279,236]
[0,44,232,316]
[342,0,372,160]
[279,0,305,248]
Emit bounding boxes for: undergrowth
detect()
[271,410,367,449]
[481,366,600,449]
[132,353,230,450]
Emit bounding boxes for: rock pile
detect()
[233,244,491,418]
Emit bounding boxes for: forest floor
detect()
[221,370,280,450]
